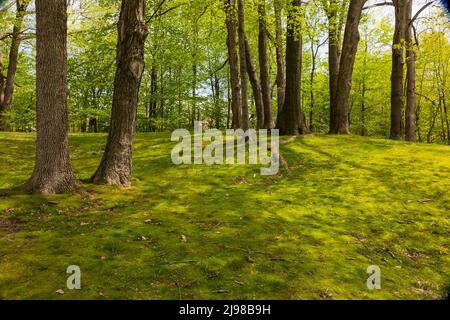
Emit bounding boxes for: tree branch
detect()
[363,1,394,11]
[409,1,435,26]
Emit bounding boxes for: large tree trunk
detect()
[405,0,416,142]
[258,0,274,129]
[333,0,366,134]
[326,0,342,133]
[25,0,79,194]
[277,0,301,136]
[91,0,148,186]
[274,0,285,127]
[224,0,241,129]
[237,0,250,131]
[0,0,31,131]
[244,39,264,129]
[390,0,407,140]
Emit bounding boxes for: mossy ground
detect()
[0,132,449,299]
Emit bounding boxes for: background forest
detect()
[0,0,449,143]
[0,0,449,301]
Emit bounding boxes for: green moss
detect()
[0,132,449,299]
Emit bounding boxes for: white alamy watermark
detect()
[366,265,381,290]
[67,265,81,290]
[171,121,280,176]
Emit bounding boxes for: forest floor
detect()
[0,132,449,299]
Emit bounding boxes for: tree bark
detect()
[325,0,342,133]
[405,0,416,141]
[91,0,148,186]
[237,0,250,131]
[244,39,264,129]
[224,0,241,129]
[332,0,366,134]
[25,0,79,194]
[258,0,274,129]
[298,32,309,134]
[0,0,31,131]
[390,0,407,140]
[277,0,301,136]
[274,0,285,127]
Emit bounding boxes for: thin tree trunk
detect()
[309,42,316,132]
[390,0,407,140]
[227,67,231,128]
[224,0,241,129]
[25,0,80,194]
[277,0,301,136]
[244,39,264,129]
[274,0,285,126]
[258,0,274,129]
[361,32,368,136]
[91,0,148,186]
[298,32,308,134]
[237,0,250,131]
[405,0,416,141]
[0,52,4,107]
[326,0,341,133]
[333,0,366,134]
[0,0,31,131]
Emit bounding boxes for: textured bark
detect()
[326,0,341,133]
[332,0,366,134]
[244,39,264,129]
[297,33,309,134]
[258,0,274,129]
[25,0,79,194]
[91,0,148,186]
[405,0,416,142]
[237,0,250,131]
[224,0,241,129]
[274,0,285,126]
[277,0,301,136]
[390,0,407,140]
[0,0,30,131]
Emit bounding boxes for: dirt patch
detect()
[0,217,22,233]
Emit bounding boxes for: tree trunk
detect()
[298,32,309,134]
[0,52,4,107]
[244,39,264,129]
[405,0,416,141]
[224,0,241,129]
[390,0,407,140]
[25,0,79,194]
[277,0,301,136]
[274,0,285,127]
[91,0,148,186]
[237,0,250,131]
[309,38,317,132]
[332,0,366,134]
[361,33,368,136]
[258,0,274,129]
[326,0,341,133]
[0,0,31,131]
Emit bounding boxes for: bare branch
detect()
[363,1,394,11]
[409,1,435,26]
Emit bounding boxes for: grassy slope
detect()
[0,132,449,300]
